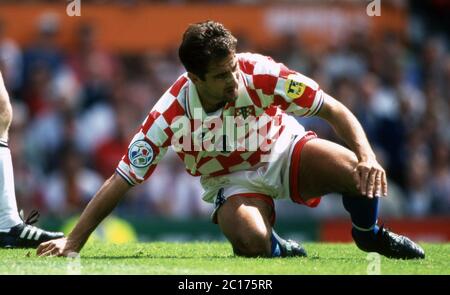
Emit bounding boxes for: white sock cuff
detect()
[352,220,378,232]
[0,217,21,231]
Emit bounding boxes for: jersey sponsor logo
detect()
[128,140,154,168]
[285,74,306,100]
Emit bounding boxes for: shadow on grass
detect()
[80,254,234,259]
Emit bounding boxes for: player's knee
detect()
[232,230,271,257]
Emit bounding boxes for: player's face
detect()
[192,53,239,110]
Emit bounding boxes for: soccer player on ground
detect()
[37,21,424,259]
[0,71,64,248]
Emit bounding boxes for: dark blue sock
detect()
[270,232,281,257]
[342,194,379,235]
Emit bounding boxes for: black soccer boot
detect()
[272,229,307,257]
[0,210,64,248]
[352,225,425,259]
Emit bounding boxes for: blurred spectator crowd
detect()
[0,2,448,220]
[0,0,321,4]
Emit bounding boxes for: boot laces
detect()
[19,209,40,225]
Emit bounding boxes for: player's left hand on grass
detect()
[36,237,77,257]
[353,158,388,198]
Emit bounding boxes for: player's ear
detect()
[188,72,201,84]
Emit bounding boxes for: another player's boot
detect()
[272,229,307,257]
[352,225,425,259]
[0,210,64,248]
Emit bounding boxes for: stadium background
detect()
[0,0,448,243]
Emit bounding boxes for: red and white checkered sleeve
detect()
[242,53,324,117]
[273,63,324,117]
[116,82,187,186]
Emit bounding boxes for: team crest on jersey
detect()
[285,74,306,100]
[235,106,255,119]
[128,140,154,168]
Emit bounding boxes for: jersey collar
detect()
[186,71,251,119]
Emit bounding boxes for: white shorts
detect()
[200,129,322,225]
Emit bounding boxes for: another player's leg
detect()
[296,137,424,259]
[0,73,22,234]
[216,194,306,257]
[0,72,64,248]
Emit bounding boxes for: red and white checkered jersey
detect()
[116,52,324,186]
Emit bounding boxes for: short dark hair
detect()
[178,20,237,80]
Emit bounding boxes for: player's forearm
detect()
[318,93,376,162]
[334,109,375,161]
[66,173,131,252]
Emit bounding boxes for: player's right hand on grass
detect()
[37,237,78,257]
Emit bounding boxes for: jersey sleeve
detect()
[116,86,186,186]
[241,53,324,117]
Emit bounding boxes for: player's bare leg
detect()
[296,138,360,199]
[0,70,22,231]
[217,196,273,257]
[216,195,307,257]
[295,138,425,259]
[0,71,64,248]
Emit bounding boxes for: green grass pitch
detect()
[0,242,448,275]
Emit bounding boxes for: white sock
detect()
[0,146,22,230]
